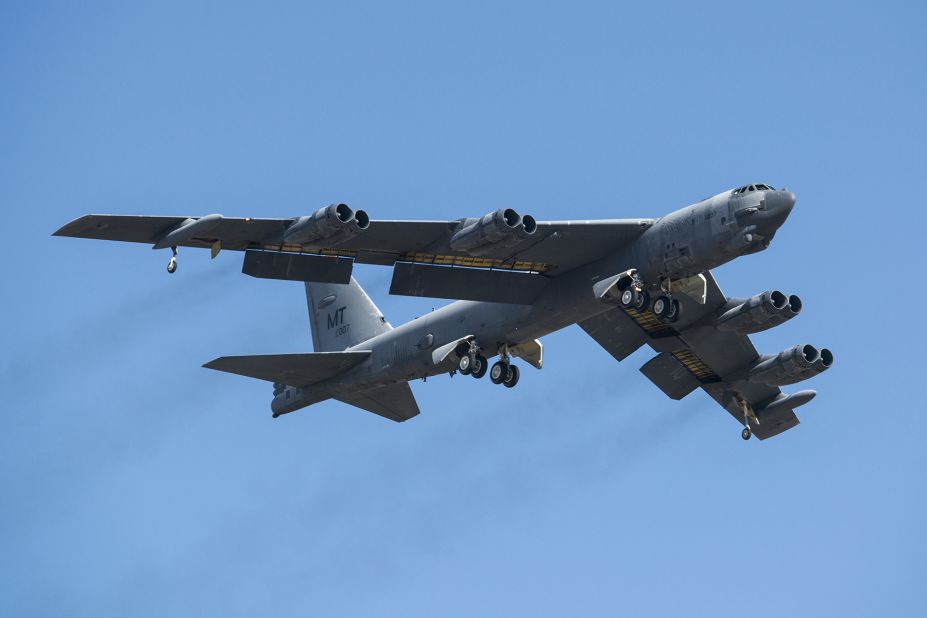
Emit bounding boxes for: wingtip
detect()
[52,214,94,237]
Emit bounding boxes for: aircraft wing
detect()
[54,214,653,277]
[577,272,803,440]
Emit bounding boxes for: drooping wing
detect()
[53,214,292,250]
[54,214,652,276]
[577,272,801,440]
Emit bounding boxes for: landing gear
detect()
[490,360,507,384]
[653,296,671,318]
[502,364,520,388]
[470,354,488,379]
[489,345,521,388]
[457,353,473,375]
[167,246,178,273]
[632,290,650,313]
[652,295,681,322]
[739,398,756,441]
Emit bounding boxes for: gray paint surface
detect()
[55,183,832,440]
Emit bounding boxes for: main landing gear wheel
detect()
[502,364,520,388]
[653,295,671,318]
[457,354,473,375]
[665,299,681,322]
[490,360,508,384]
[632,290,650,313]
[470,354,488,379]
[742,427,752,441]
[619,288,635,308]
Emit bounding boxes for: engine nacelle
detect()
[449,208,536,255]
[748,344,834,386]
[716,290,802,335]
[283,203,370,248]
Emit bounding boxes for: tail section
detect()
[305,277,392,352]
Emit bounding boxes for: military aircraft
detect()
[54,182,833,440]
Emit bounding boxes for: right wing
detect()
[55,214,653,276]
[578,273,810,440]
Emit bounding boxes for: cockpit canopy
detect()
[733,183,775,195]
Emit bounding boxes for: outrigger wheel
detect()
[742,427,752,441]
[167,246,178,274]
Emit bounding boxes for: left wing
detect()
[579,273,826,440]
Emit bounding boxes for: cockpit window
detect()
[735,183,776,195]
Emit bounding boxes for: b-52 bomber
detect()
[55,182,833,440]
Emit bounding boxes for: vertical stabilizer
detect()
[305,278,392,351]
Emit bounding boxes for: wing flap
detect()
[389,262,548,304]
[242,250,353,283]
[639,352,701,400]
[203,351,370,386]
[576,308,648,362]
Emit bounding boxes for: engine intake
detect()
[283,203,369,248]
[449,208,536,255]
[749,344,834,386]
[716,290,801,335]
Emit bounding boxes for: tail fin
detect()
[305,277,392,352]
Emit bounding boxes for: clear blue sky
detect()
[2,1,925,615]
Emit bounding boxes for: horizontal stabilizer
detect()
[203,351,370,386]
[336,382,420,422]
[390,262,548,304]
[243,250,353,283]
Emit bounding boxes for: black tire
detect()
[471,354,488,379]
[619,288,635,308]
[167,260,177,274]
[741,427,751,440]
[490,361,508,384]
[503,364,520,388]
[633,290,650,312]
[457,354,472,375]
[666,299,681,322]
[652,295,671,318]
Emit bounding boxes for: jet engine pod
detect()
[748,344,833,386]
[716,290,802,334]
[449,208,535,255]
[283,203,369,248]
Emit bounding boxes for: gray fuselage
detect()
[273,186,796,415]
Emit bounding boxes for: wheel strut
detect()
[167,246,178,274]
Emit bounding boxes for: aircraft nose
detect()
[764,189,796,228]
